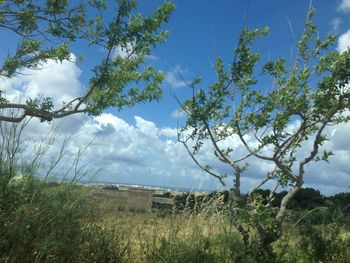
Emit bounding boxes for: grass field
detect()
[90,188,350,263]
[1,178,350,262]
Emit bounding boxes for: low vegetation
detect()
[1,177,349,263]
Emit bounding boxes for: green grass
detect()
[1,177,350,263]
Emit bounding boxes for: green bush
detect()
[0,176,130,263]
[274,221,350,263]
[1,177,81,261]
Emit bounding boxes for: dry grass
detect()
[90,188,154,211]
[3,180,350,263]
[85,189,350,263]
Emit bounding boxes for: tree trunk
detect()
[276,180,303,224]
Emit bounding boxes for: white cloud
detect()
[111,43,137,60]
[135,116,159,138]
[338,0,350,12]
[171,108,186,119]
[1,54,82,108]
[111,44,158,61]
[330,17,342,32]
[337,29,350,53]
[1,55,350,194]
[71,114,217,189]
[164,65,189,88]
[145,54,159,60]
[159,127,178,138]
[6,110,350,193]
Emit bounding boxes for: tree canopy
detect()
[0,0,174,122]
[177,5,350,244]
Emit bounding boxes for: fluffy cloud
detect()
[111,44,158,61]
[1,54,350,194]
[1,54,82,107]
[164,65,189,88]
[171,108,186,119]
[145,54,159,60]
[31,113,221,190]
[338,0,350,12]
[336,0,350,52]
[337,29,350,53]
[14,111,350,194]
[330,17,342,32]
[111,43,136,60]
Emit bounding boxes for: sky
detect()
[1,0,350,195]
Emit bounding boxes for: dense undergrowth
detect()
[1,176,350,263]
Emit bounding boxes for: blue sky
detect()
[1,0,350,195]
[97,0,347,126]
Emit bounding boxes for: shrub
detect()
[0,176,130,262]
[0,177,82,261]
[274,211,350,263]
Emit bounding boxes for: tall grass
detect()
[0,176,131,262]
[1,177,350,262]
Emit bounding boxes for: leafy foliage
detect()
[0,0,175,122]
[179,4,350,231]
[177,5,350,254]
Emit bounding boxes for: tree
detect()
[0,0,174,122]
[177,5,350,250]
